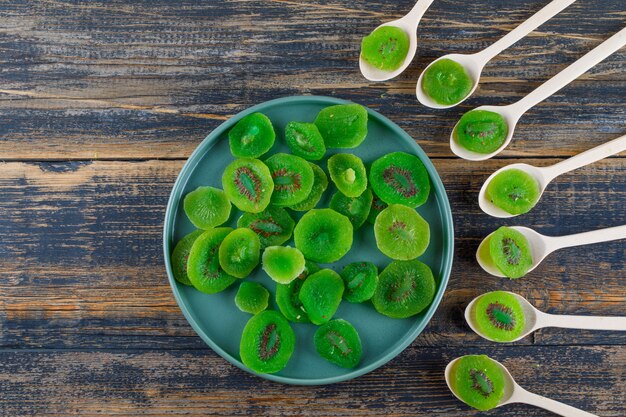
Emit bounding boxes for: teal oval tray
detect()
[163,96,454,385]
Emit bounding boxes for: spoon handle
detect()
[540,312,626,331]
[514,388,598,417]
[477,0,576,63]
[405,0,436,23]
[513,25,626,115]
[551,224,626,251]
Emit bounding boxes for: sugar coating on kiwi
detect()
[372,259,436,319]
[367,188,388,224]
[294,208,354,263]
[489,227,533,279]
[454,110,508,154]
[237,206,295,248]
[374,204,430,260]
[314,104,368,148]
[329,188,373,230]
[370,152,430,208]
[275,260,320,323]
[422,58,473,105]
[360,25,410,71]
[486,169,540,215]
[299,269,345,325]
[222,158,274,213]
[289,163,329,212]
[171,230,204,286]
[183,186,231,230]
[265,153,314,207]
[285,121,326,161]
[328,153,368,198]
[472,291,526,342]
[228,112,275,158]
[262,246,306,284]
[449,355,505,411]
[314,319,362,369]
[218,228,261,278]
[235,282,269,314]
[187,227,237,294]
[340,262,378,303]
[240,310,295,374]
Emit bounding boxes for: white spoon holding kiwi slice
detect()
[479,134,626,218]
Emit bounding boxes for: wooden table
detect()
[1,0,624,415]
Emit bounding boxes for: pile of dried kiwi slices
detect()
[170,103,438,375]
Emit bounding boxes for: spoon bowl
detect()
[359,21,418,82]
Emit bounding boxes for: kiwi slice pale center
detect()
[273,168,302,192]
[347,272,367,290]
[293,130,315,152]
[502,237,522,265]
[241,125,260,145]
[486,302,516,331]
[388,220,414,241]
[325,331,352,356]
[464,121,498,140]
[250,218,283,238]
[379,38,398,55]
[383,166,418,198]
[259,323,281,361]
[387,271,416,302]
[234,167,262,202]
[470,368,495,398]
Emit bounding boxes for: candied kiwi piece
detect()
[265,153,314,207]
[240,310,296,374]
[235,282,270,314]
[472,291,526,342]
[237,206,295,248]
[284,121,326,161]
[222,158,274,213]
[372,259,436,319]
[488,227,533,279]
[228,112,275,158]
[314,104,368,148]
[486,169,541,215]
[367,188,388,224]
[299,269,345,325]
[370,152,430,208]
[218,228,261,278]
[183,186,231,230]
[314,319,362,368]
[329,189,373,230]
[275,260,320,323]
[422,58,473,105]
[374,204,430,260]
[327,153,368,198]
[289,163,329,212]
[294,208,353,263]
[187,227,237,294]
[262,246,306,284]
[360,25,410,71]
[171,230,204,286]
[340,262,378,303]
[449,355,505,411]
[454,110,509,154]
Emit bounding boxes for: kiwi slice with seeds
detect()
[360,25,410,71]
[289,163,329,212]
[239,310,295,374]
[472,291,526,342]
[299,269,345,325]
[369,152,430,208]
[222,158,274,213]
[218,228,261,279]
[374,204,430,260]
[340,262,378,303]
[314,104,368,149]
[183,186,232,230]
[449,355,505,411]
[486,169,540,215]
[314,319,362,368]
[367,188,388,224]
[265,153,314,207]
[275,260,320,323]
[329,188,373,230]
[454,110,508,154]
[293,208,353,263]
[237,206,295,248]
[488,226,533,279]
[284,121,326,161]
[187,227,237,294]
[228,112,275,158]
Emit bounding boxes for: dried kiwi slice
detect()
[486,169,540,215]
[360,26,410,71]
[262,246,306,284]
[472,291,526,342]
[228,112,275,158]
[422,58,473,105]
[340,262,378,303]
[449,355,505,411]
[222,158,274,213]
[218,228,261,278]
[314,319,362,368]
[275,260,320,323]
[284,121,326,161]
[294,208,353,263]
[454,110,508,154]
[187,227,237,294]
[367,188,388,224]
[237,206,295,248]
[372,260,436,319]
[289,163,329,212]
[314,104,368,148]
[327,153,368,198]
[240,310,295,374]
[488,227,533,279]
[329,188,372,230]
[265,153,314,207]
[235,282,269,314]
[299,269,344,325]
[369,152,430,208]
[183,186,231,230]
[374,204,430,260]
[170,230,204,286]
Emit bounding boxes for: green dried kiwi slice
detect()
[222,158,274,213]
[284,121,326,161]
[329,188,372,230]
[454,110,509,154]
[327,153,368,198]
[422,58,473,105]
[265,153,314,207]
[170,230,204,286]
[314,319,362,369]
[488,226,533,279]
[262,246,306,284]
[240,310,296,374]
[293,208,353,263]
[235,282,270,315]
[360,25,410,71]
[314,104,368,148]
[486,169,541,215]
[228,112,275,158]
[187,227,237,294]
[298,269,344,325]
[472,291,526,342]
[275,261,319,323]
[370,152,430,208]
[237,206,295,248]
[367,188,388,224]
[340,262,378,303]
[218,228,261,278]
[372,259,436,319]
[374,204,430,260]
[183,186,231,230]
[289,163,329,212]
[449,355,505,411]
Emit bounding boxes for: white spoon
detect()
[450,25,626,161]
[445,356,598,416]
[465,291,626,343]
[416,0,576,109]
[479,134,626,218]
[359,0,435,82]
[476,225,626,278]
